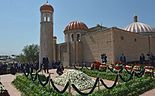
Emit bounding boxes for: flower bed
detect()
[53,69,95,90]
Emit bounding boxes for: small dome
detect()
[64,21,88,32]
[124,16,154,33]
[40,2,54,12]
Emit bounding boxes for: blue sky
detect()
[0,0,155,55]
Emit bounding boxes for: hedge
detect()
[12,75,68,96]
[81,68,147,82]
[89,77,155,96]
[81,68,117,80]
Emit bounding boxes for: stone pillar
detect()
[53,36,57,61]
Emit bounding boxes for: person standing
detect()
[42,57,49,73]
[150,53,155,67]
[56,63,64,75]
[120,53,126,64]
[139,53,145,64]
[101,53,107,64]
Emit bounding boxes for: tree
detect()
[16,54,26,64]
[17,44,39,64]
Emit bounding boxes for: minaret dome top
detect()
[40,1,54,12]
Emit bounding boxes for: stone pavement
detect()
[0,69,155,96]
[140,89,155,96]
[0,74,21,96]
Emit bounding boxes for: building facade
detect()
[39,2,155,67]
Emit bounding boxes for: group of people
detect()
[140,53,155,66]
[101,53,155,66]
[133,53,155,66]
[0,62,31,75]
[42,57,49,73]
[0,56,64,76]
[101,53,127,64]
[42,57,64,75]
[0,63,8,75]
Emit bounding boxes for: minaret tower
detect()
[40,1,54,64]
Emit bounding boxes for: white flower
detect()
[53,69,95,90]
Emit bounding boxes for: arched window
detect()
[47,13,50,22]
[44,17,46,21]
[43,13,46,22]
[71,34,74,41]
[47,17,50,22]
[77,34,81,41]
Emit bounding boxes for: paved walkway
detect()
[0,74,21,96]
[140,89,155,96]
[0,69,155,96]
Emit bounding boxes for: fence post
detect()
[0,86,2,94]
[98,78,100,91]
[0,78,3,94]
[68,79,72,96]
[133,71,135,80]
[117,72,120,84]
[49,73,51,90]
[97,73,100,91]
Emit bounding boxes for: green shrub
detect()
[89,77,155,96]
[12,75,68,96]
[81,68,117,80]
[81,68,146,82]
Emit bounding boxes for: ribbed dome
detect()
[124,16,154,33]
[64,21,88,31]
[40,2,54,12]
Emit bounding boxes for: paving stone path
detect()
[0,69,155,96]
[0,74,21,96]
[140,89,155,96]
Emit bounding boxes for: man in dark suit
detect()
[101,53,107,64]
[42,57,49,73]
[139,53,145,64]
[120,53,126,65]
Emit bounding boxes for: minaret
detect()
[40,1,54,65]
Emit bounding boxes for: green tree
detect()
[17,44,39,64]
[16,54,26,64]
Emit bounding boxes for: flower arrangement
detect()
[133,65,141,71]
[125,65,132,70]
[114,61,123,70]
[53,69,95,90]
